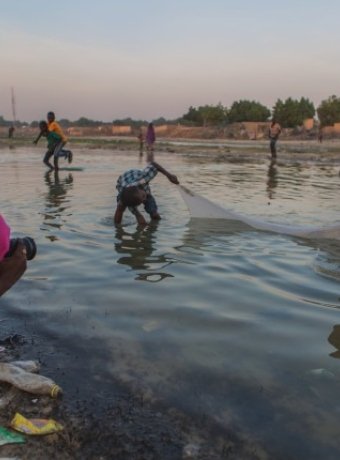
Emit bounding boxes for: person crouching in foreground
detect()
[114,162,179,225]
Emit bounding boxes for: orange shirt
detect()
[48,121,67,142]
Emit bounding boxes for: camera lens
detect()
[22,237,37,261]
[5,237,37,261]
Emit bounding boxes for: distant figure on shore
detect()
[34,111,73,165]
[137,127,144,157]
[146,123,156,162]
[114,161,179,225]
[318,125,323,143]
[268,119,281,159]
[8,126,15,139]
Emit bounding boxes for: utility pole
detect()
[8,87,16,139]
[11,87,16,125]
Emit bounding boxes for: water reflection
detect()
[266,159,278,200]
[114,223,174,282]
[41,170,73,237]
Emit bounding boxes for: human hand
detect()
[168,174,179,185]
[12,241,27,261]
[0,242,27,297]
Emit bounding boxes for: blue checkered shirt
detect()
[116,164,158,194]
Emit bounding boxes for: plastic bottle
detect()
[0,362,62,398]
[11,360,40,373]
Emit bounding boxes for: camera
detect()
[5,237,37,261]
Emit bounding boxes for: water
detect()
[1,147,340,458]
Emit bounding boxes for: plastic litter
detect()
[0,457,21,460]
[11,361,40,373]
[10,413,63,436]
[0,361,62,398]
[0,426,25,446]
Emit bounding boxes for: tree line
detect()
[181,95,340,128]
[1,95,340,129]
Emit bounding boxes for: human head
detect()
[47,111,55,123]
[120,186,147,207]
[39,120,48,133]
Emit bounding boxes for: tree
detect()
[0,116,11,127]
[59,118,72,128]
[181,106,203,126]
[317,95,340,126]
[74,117,103,127]
[228,100,270,123]
[272,97,315,128]
[199,103,227,126]
[181,104,227,126]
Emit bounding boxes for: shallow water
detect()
[1,147,340,458]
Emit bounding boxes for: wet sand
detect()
[0,318,271,459]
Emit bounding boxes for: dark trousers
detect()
[43,142,70,169]
[120,193,158,217]
[270,138,278,158]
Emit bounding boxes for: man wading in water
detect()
[268,119,281,159]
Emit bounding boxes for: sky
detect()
[1,0,340,123]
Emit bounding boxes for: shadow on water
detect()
[114,222,174,282]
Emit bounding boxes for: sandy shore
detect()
[2,135,340,164]
[0,318,271,460]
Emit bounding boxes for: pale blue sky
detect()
[1,0,340,122]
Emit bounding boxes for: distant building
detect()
[111,125,132,135]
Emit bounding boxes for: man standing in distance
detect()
[268,119,281,159]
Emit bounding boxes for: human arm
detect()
[114,202,147,225]
[150,162,179,184]
[114,202,127,224]
[33,131,43,144]
[133,209,147,225]
[0,242,27,297]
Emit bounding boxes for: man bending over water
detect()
[114,162,179,225]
